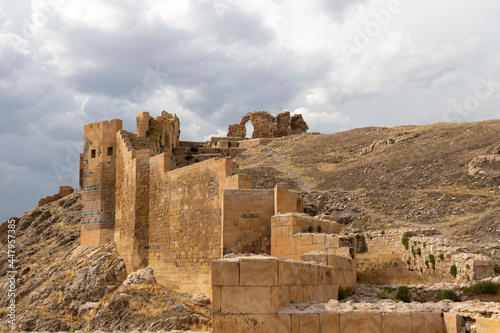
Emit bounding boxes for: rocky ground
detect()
[234,120,500,265]
[0,192,210,332]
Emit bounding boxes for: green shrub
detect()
[317,225,322,233]
[368,234,373,240]
[461,287,470,293]
[185,155,194,160]
[429,254,435,264]
[416,248,422,256]
[402,237,409,250]
[416,297,427,303]
[407,259,411,266]
[344,232,349,235]
[355,234,361,240]
[471,281,500,295]
[465,264,470,270]
[437,289,460,302]
[450,265,457,277]
[439,253,444,261]
[404,231,415,238]
[396,286,411,303]
[380,287,393,299]
[423,242,427,248]
[411,247,416,257]
[308,226,313,233]
[190,146,199,152]
[420,267,423,273]
[381,230,385,235]
[338,286,354,300]
[425,260,429,268]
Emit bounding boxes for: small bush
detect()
[317,225,322,233]
[450,265,457,278]
[381,230,385,235]
[396,286,411,303]
[355,234,361,240]
[420,267,423,273]
[461,287,470,293]
[190,146,199,152]
[416,297,427,303]
[344,232,349,235]
[308,226,313,233]
[416,248,422,256]
[404,231,415,238]
[439,253,444,261]
[368,234,373,240]
[425,260,429,268]
[465,264,470,270]
[471,281,500,295]
[402,237,409,250]
[338,286,354,300]
[437,289,460,302]
[423,242,427,248]
[407,259,411,266]
[380,287,393,299]
[429,254,435,264]
[185,155,194,160]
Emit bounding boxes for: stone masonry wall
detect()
[114,130,152,273]
[222,189,275,255]
[212,256,394,333]
[147,158,236,296]
[81,119,122,246]
[360,229,495,282]
[271,214,356,261]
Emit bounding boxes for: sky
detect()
[1,0,500,222]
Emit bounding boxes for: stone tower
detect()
[81,119,122,246]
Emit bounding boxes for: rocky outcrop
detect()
[468,154,500,177]
[0,191,211,333]
[37,185,74,207]
[227,111,308,139]
[359,132,421,156]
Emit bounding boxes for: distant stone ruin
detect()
[227,111,308,139]
[38,185,74,207]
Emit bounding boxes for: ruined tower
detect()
[81,119,122,246]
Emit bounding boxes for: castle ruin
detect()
[79,111,356,297]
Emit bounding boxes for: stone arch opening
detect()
[245,121,254,139]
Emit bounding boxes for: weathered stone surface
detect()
[382,313,411,333]
[340,313,382,333]
[477,317,500,333]
[411,312,444,333]
[443,313,465,333]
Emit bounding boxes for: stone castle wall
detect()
[80,113,304,295]
[81,119,122,246]
[147,158,235,296]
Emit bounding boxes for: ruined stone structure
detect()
[227,111,309,139]
[80,111,340,296]
[38,185,74,207]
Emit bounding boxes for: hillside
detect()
[0,192,210,332]
[235,120,500,256]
